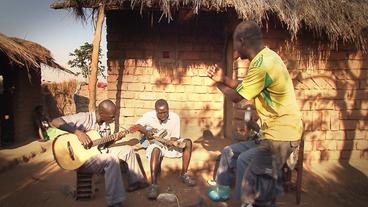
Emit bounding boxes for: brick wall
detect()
[106,11,225,139]
[232,28,368,161]
[106,10,367,161]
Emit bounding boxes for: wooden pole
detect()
[88,4,105,112]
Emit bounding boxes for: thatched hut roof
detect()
[51,0,368,51]
[0,33,70,72]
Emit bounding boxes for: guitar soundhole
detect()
[67,141,75,161]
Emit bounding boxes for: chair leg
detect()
[296,138,304,205]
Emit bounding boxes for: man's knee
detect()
[183,138,192,148]
[104,154,120,165]
[221,146,232,157]
[151,147,162,157]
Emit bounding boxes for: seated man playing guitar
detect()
[51,99,147,207]
[129,99,196,199]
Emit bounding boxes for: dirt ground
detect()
[0,137,367,207]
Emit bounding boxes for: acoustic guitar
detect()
[52,130,129,170]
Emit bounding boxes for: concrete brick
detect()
[168,93,186,101]
[345,130,367,139]
[127,83,145,91]
[326,130,345,140]
[336,140,354,150]
[313,111,328,130]
[119,91,135,99]
[361,100,368,109]
[124,59,136,67]
[120,108,135,117]
[316,140,336,151]
[305,131,326,141]
[330,110,340,130]
[304,141,314,152]
[123,75,140,83]
[314,100,335,110]
[182,77,192,85]
[193,86,207,94]
[340,110,368,120]
[339,120,366,130]
[192,77,203,85]
[334,100,360,110]
[138,92,156,100]
[136,59,153,67]
[356,140,368,150]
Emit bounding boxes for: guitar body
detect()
[52,130,102,170]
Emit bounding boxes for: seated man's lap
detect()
[146,142,183,160]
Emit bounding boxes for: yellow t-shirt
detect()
[236,47,303,141]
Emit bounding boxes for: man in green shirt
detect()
[207,21,302,206]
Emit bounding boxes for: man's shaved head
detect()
[98,100,116,114]
[234,21,263,43]
[97,100,116,124]
[233,21,264,59]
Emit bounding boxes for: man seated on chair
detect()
[129,99,196,199]
[207,21,303,206]
[50,99,147,207]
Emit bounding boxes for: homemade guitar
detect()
[148,128,186,150]
[52,129,129,170]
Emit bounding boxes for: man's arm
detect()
[207,65,245,103]
[215,82,245,103]
[129,124,153,138]
[50,117,93,149]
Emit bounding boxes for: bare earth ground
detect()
[0,135,367,207]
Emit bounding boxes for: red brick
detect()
[330,110,340,130]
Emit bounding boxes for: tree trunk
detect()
[88,4,105,112]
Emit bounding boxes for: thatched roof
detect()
[50,0,368,51]
[0,33,70,72]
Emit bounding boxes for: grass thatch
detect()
[50,0,368,51]
[0,33,66,71]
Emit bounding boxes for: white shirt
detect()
[135,111,180,140]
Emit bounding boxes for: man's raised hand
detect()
[207,64,225,83]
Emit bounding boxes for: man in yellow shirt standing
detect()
[207,21,303,206]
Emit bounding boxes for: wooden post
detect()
[88,4,105,112]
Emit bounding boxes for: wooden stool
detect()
[282,136,304,205]
[75,172,95,200]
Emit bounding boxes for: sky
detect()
[0,0,107,74]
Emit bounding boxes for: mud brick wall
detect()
[106,11,225,140]
[233,28,368,161]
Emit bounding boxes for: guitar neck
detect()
[92,130,128,147]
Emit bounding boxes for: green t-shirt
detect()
[236,47,303,141]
